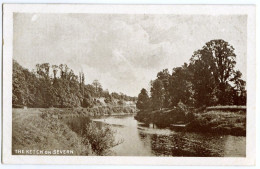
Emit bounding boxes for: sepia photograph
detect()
[2,4,256,165]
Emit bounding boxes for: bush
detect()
[82,122,118,155]
[186,110,246,136]
[104,95,113,104]
[117,100,124,105]
[82,98,94,108]
[135,103,195,127]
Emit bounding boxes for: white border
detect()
[2,4,256,165]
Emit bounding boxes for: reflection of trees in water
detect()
[139,131,224,157]
[139,132,146,139]
[138,132,151,147]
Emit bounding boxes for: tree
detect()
[157,69,171,108]
[85,84,96,97]
[117,100,124,105]
[189,50,218,107]
[168,64,195,107]
[36,63,50,79]
[13,60,30,106]
[111,92,120,99]
[136,88,150,110]
[231,70,246,105]
[150,79,165,110]
[104,94,113,104]
[82,93,94,108]
[92,80,102,97]
[13,60,135,108]
[52,65,58,79]
[102,89,110,98]
[59,64,65,79]
[190,39,237,105]
[231,71,245,91]
[79,71,85,95]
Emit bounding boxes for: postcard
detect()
[2,4,256,165]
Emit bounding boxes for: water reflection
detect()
[139,132,223,156]
[64,115,246,157]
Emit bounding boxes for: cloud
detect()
[13,14,247,96]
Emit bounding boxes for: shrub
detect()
[117,100,124,105]
[82,122,118,155]
[82,98,94,108]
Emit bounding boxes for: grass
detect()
[12,106,132,155]
[206,105,246,111]
[12,108,92,155]
[186,110,246,136]
[12,107,126,155]
[135,107,194,128]
[135,106,246,136]
[39,105,137,118]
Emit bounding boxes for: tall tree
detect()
[52,65,58,79]
[169,63,194,107]
[79,71,85,95]
[36,63,50,79]
[136,88,150,110]
[150,79,165,110]
[190,39,237,105]
[189,50,218,106]
[92,80,102,97]
[231,70,246,105]
[157,69,171,108]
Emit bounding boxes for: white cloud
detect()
[14,14,247,96]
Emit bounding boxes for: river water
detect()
[65,114,246,157]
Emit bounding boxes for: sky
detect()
[13,13,247,97]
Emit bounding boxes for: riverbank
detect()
[186,110,246,136]
[134,108,193,128]
[12,106,136,155]
[12,108,92,155]
[40,105,136,118]
[135,106,246,136]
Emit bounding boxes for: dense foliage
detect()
[12,61,137,108]
[137,39,246,111]
[136,88,150,110]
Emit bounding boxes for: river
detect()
[65,114,246,157]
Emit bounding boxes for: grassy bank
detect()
[134,106,194,128]
[135,106,246,136]
[12,108,92,155]
[12,106,134,155]
[186,110,246,136]
[40,105,136,118]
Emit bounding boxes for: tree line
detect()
[12,61,137,108]
[137,39,246,111]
